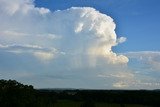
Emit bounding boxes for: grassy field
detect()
[54,100,150,107]
[95,103,150,107]
[54,100,82,107]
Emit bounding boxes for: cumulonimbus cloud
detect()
[0,0,128,64]
[0,0,143,89]
[0,0,160,89]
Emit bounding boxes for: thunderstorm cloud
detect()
[0,0,160,89]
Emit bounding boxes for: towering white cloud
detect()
[0,0,128,65]
[0,0,146,89]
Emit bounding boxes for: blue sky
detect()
[0,0,160,89]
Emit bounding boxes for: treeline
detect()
[74,90,160,105]
[1,79,160,107]
[0,79,56,107]
[39,89,160,106]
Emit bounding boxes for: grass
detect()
[54,100,82,107]
[95,103,150,107]
[95,102,120,107]
[54,100,150,107]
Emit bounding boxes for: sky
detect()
[0,0,160,89]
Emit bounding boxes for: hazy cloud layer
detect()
[0,0,160,89]
[125,51,160,72]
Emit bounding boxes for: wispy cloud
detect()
[124,51,160,72]
[0,44,57,61]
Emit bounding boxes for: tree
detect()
[0,79,56,107]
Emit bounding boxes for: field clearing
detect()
[54,100,82,107]
[54,100,150,107]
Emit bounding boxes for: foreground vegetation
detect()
[0,79,160,107]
